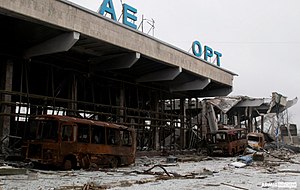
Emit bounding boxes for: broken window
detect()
[26,120,39,140]
[78,124,90,143]
[121,130,132,146]
[216,133,227,142]
[62,125,73,142]
[91,125,105,144]
[228,134,238,142]
[247,136,260,142]
[107,128,120,145]
[15,102,30,121]
[207,134,217,144]
[36,120,58,141]
[46,106,66,116]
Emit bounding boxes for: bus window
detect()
[91,125,105,144]
[121,130,132,146]
[27,120,38,139]
[107,128,120,145]
[62,125,73,142]
[216,133,226,142]
[36,120,58,141]
[78,124,90,143]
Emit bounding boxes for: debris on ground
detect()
[0,165,27,175]
[237,155,253,165]
[166,155,177,163]
[0,149,299,189]
[230,161,247,168]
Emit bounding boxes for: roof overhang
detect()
[0,0,236,98]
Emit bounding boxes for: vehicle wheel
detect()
[207,149,213,156]
[63,159,73,170]
[110,157,119,168]
[231,149,236,156]
[81,155,90,169]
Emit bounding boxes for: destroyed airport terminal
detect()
[0,0,300,186]
[0,0,236,156]
[0,0,299,160]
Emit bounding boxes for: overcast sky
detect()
[68,0,300,126]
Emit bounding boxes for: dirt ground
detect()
[0,153,299,190]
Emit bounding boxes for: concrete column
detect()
[201,100,207,138]
[119,85,125,124]
[249,107,253,132]
[261,115,264,132]
[237,111,241,128]
[180,98,186,150]
[154,96,160,151]
[68,74,77,115]
[1,60,13,153]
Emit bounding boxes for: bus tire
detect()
[81,155,90,169]
[63,155,77,170]
[110,157,119,168]
[231,149,236,156]
[207,149,213,156]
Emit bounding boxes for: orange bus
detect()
[206,128,247,156]
[22,115,136,170]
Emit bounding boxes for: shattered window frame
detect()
[91,125,106,144]
[36,120,59,141]
[121,130,133,146]
[77,124,90,143]
[62,125,74,142]
[107,128,120,145]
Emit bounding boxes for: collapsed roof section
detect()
[207,92,298,116]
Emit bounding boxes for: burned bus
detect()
[22,115,136,170]
[206,128,247,156]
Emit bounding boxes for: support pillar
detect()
[154,95,160,151]
[248,107,253,132]
[261,115,264,132]
[68,74,77,116]
[201,100,208,139]
[0,60,13,153]
[180,98,186,150]
[119,85,125,124]
[237,111,241,128]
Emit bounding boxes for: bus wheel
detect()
[110,157,119,168]
[63,156,76,170]
[207,149,213,156]
[63,159,73,170]
[231,149,236,156]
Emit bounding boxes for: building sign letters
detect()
[99,0,137,29]
[99,0,223,67]
[192,40,222,66]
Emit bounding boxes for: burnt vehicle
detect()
[206,128,247,156]
[22,115,136,170]
[247,132,265,149]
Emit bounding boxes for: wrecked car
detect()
[206,128,247,156]
[22,115,136,170]
[247,132,265,149]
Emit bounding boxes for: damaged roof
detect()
[207,92,298,114]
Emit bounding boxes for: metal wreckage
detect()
[0,92,299,170]
[203,92,299,156]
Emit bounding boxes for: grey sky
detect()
[68,0,300,126]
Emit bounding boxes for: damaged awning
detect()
[207,97,242,113]
[207,92,297,115]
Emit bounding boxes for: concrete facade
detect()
[0,0,234,86]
